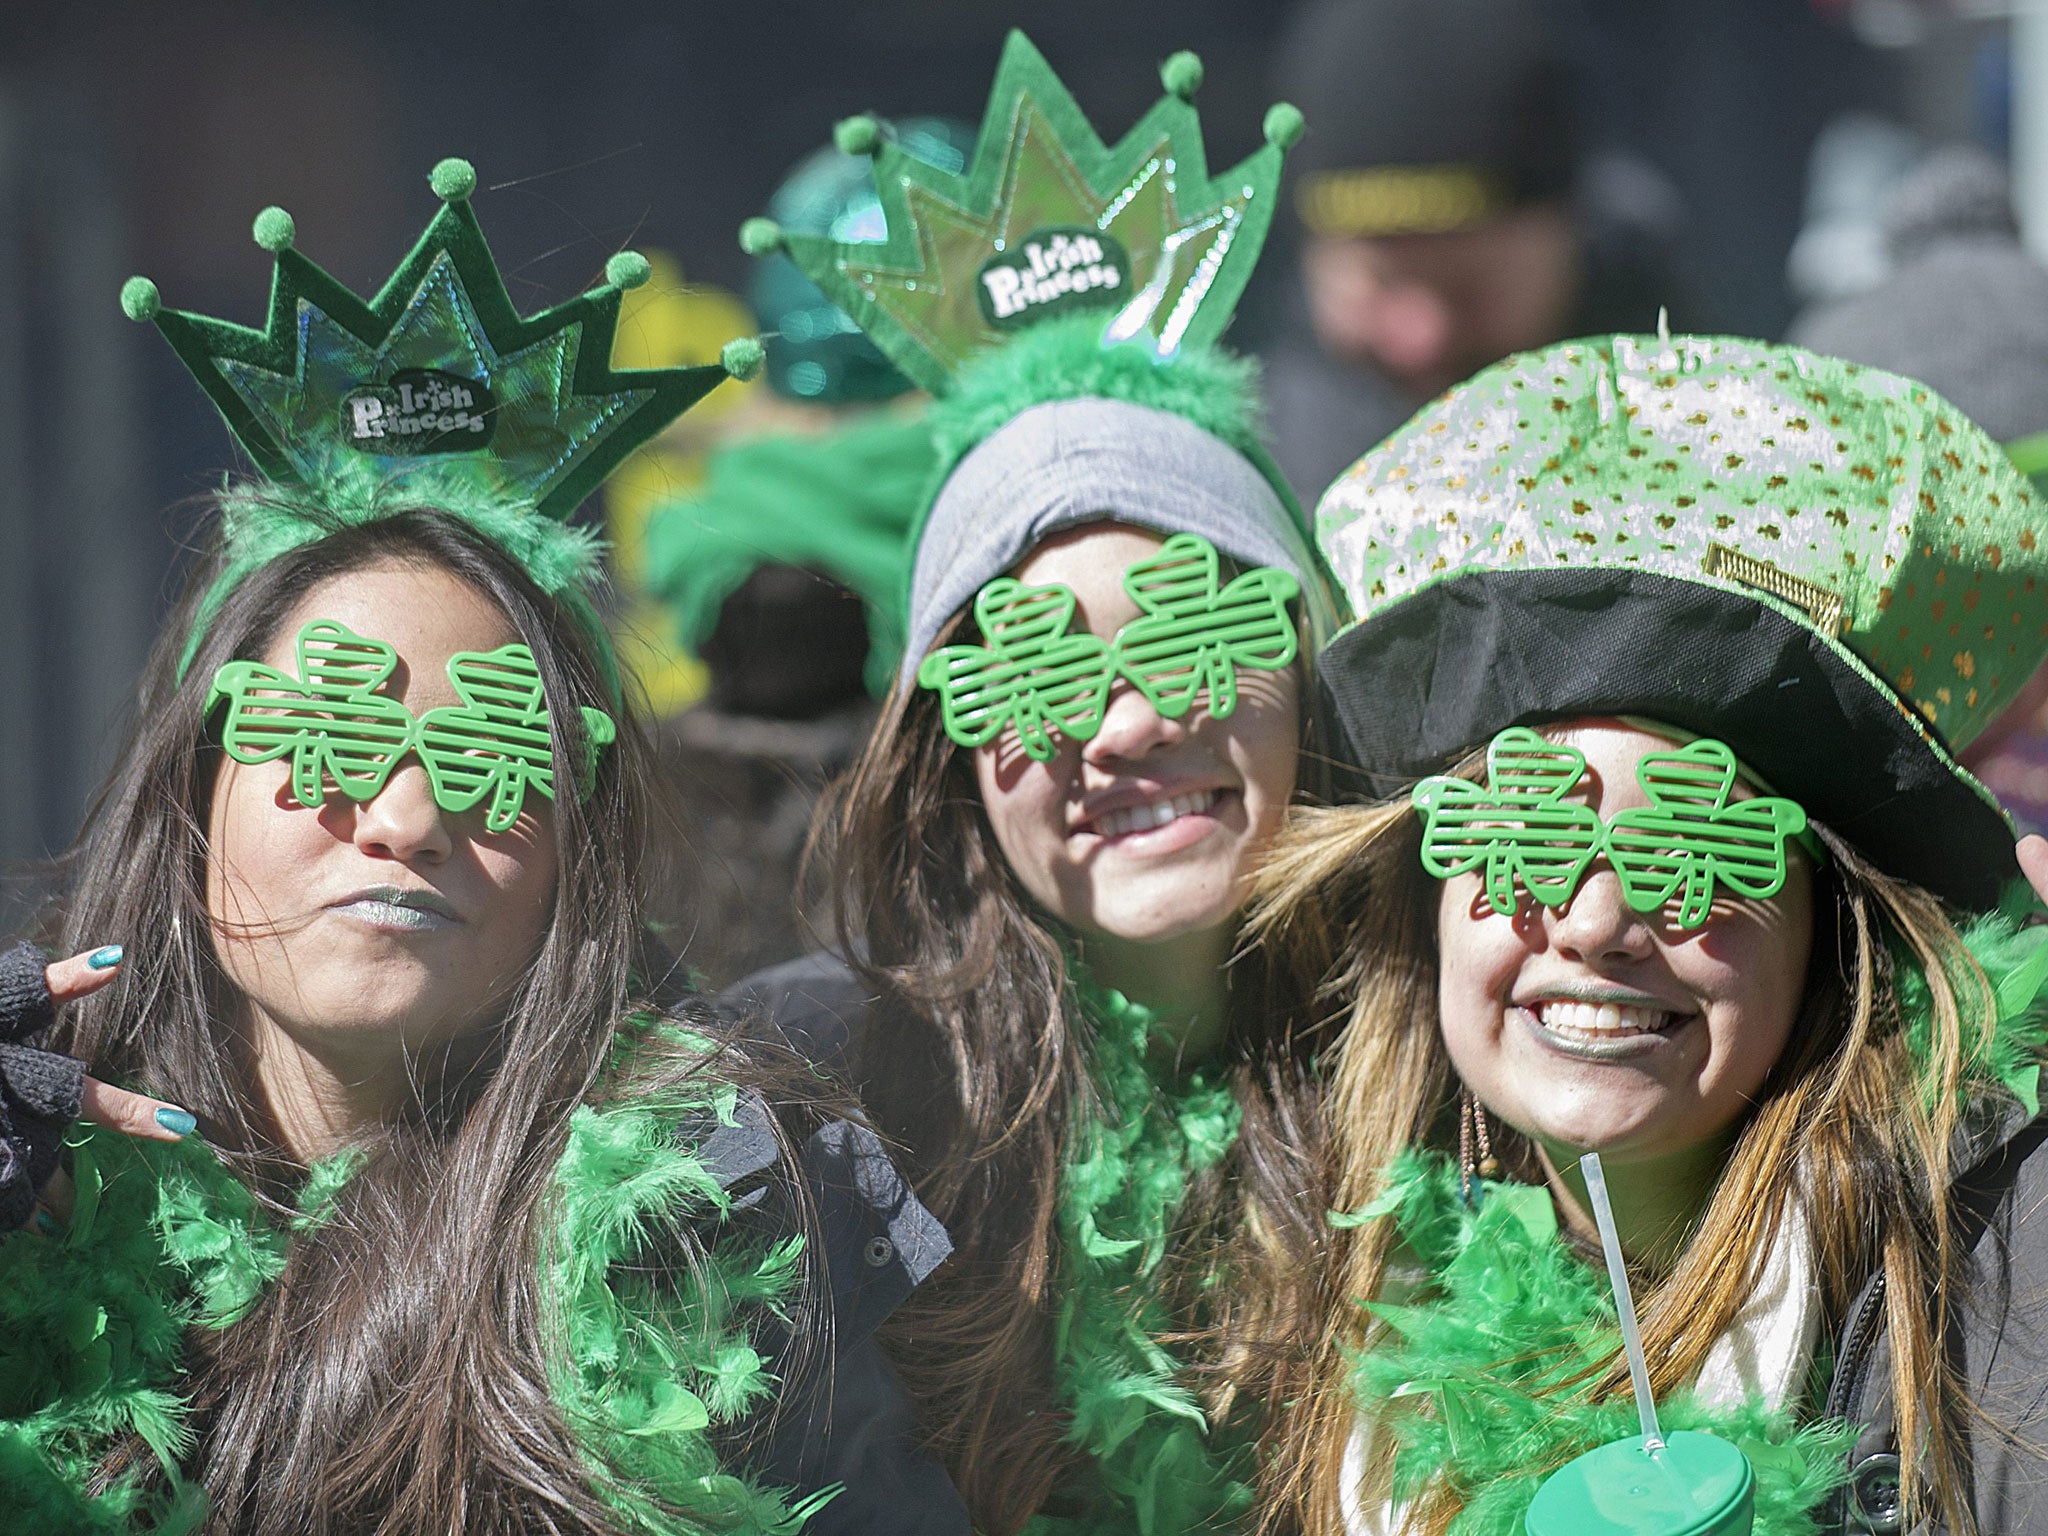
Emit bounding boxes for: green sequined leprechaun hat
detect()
[740,32,1340,684]
[120,156,757,683]
[1314,331,2048,909]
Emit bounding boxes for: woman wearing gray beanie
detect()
[728,33,1345,1535]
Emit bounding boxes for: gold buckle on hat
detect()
[1701,543,1844,637]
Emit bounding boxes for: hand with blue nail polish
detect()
[42,946,198,1146]
[7,945,196,1233]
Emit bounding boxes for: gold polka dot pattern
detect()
[1314,334,2048,753]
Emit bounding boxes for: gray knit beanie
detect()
[900,397,1327,689]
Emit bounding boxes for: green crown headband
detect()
[740,31,1303,397]
[121,157,760,675]
[210,619,612,833]
[1413,727,1813,928]
[917,532,1299,761]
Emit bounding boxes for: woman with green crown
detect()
[1249,331,2048,1535]
[0,157,950,1536]
[727,32,1347,1536]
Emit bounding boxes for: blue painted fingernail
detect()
[35,1210,62,1236]
[155,1108,196,1137]
[87,946,122,970]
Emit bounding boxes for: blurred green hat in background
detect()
[641,412,935,699]
[1314,331,2048,909]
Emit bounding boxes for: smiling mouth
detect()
[1529,999,1686,1043]
[330,887,460,931]
[1089,788,1222,840]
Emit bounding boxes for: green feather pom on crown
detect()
[123,157,754,672]
[746,31,1301,397]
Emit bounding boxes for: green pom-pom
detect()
[1263,102,1306,150]
[721,336,766,382]
[251,206,296,253]
[430,158,477,202]
[834,115,881,158]
[1160,51,1204,100]
[738,217,785,257]
[605,250,652,290]
[119,276,161,322]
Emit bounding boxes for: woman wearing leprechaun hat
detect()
[1250,331,2048,1535]
[0,157,954,1536]
[725,32,1352,1536]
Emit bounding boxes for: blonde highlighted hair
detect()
[1245,793,1997,1535]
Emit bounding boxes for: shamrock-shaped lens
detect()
[918,580,1116,763]
[1117,534,1300,721]
[416,647,619,834]
[211,621,417,808]
[1605,740,1808,927]
[1413,728,1605,916]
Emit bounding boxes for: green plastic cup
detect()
[1525,1430,1754,1536]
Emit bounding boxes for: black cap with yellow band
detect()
[1275,0,1573,239]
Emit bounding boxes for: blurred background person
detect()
[1793,142,2048,837]
[1262,0,1690,499]
[634,121,968,988]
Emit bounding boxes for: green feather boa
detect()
[0,1028,813,1536]
[1346,905,2048,1536]
[1025,969,1255,1536]
[1351,1152,1857,1536]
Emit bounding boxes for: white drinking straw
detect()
[1580,1151,1665,1452]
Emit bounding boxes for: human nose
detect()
[1544,865,1655,962]
[1081,677,1184,765]
[349,761,454,863]
[1366,280,1452,376]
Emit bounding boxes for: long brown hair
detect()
[1247,794,1996,1536]
[812,617,1336,1535]
[50,500,820,1535]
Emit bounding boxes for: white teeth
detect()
[1534,1000,1673,1037]
[1093,789,1220,839]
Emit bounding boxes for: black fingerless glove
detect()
[0,942,85,1232]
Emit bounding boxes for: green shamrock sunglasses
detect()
[1413,727,1817,928]
[916,532,1300,762]
[209,619,616,833]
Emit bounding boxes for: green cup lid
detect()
[1525,1431,1754,1536]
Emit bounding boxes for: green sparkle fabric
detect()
[776,31,1290,398]
[1316,334,2048,754]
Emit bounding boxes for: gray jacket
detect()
[1825,1098,2048,1533]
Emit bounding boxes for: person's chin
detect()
[1086,882,1239,946]
[286,962,463,1026]
[1516,1097,1694,1164]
